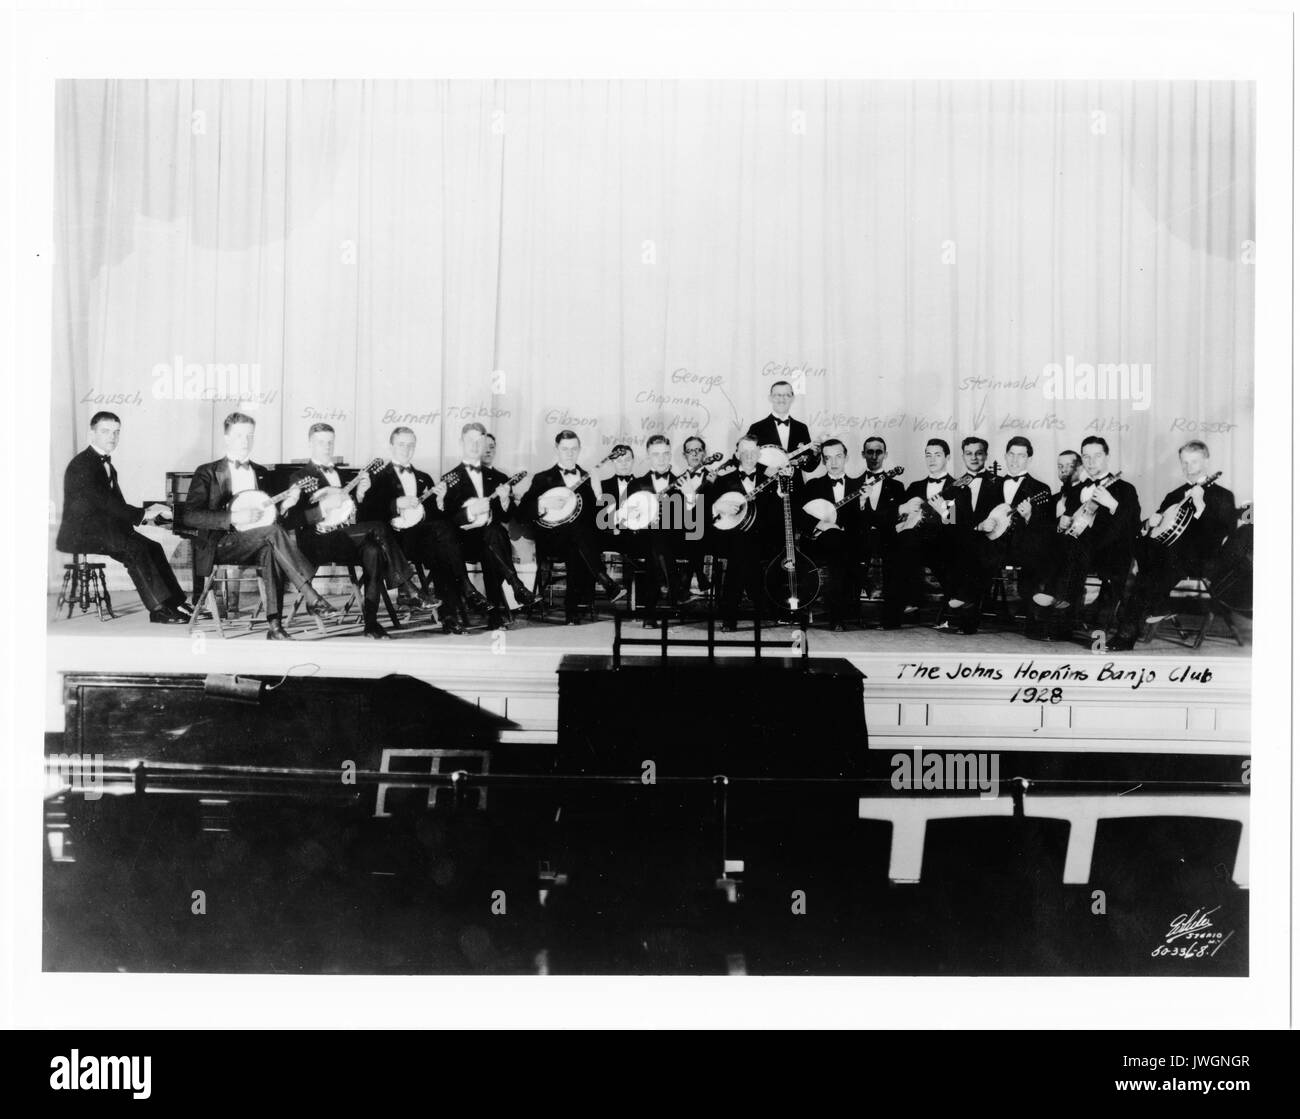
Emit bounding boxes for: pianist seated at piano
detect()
[183,411,341,640]
[56,411,189,624]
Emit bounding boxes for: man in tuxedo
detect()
[711,436,794,631]
[57,411,189,623]
[358,426,486,635]
[183,412,339,640]
[679,435,716,596]
[598,444,642,598]
[519,429,624,625]
[946,436,1052,635]
[857,436,908,628]
[1055,450,1083,500]
[443,422,535,630]
[745,380,812,461]
[1031,435,1140,632]
[894,438,960,617]
[285,422,434,639]
[1110,440,1236,650]
[801,438,863,629]
[621,434,699,624]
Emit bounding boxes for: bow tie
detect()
[652,471,671,480]
[97,453,112,465]
[228,459,250,469]
[868,472,884,479]
[395,464,413,474]
[1089,474,1112,483]
[464,463,482,473]
[1005,474,1026,481]
[561,467,580,477]
[831,477,845,484]
[927,477,945,485]
[774,417,790,426]
[741,472,755,482]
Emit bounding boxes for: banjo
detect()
[617,454,722,531]
[895,465,998,533]
[460,469,528,530]
[535,466,595,528]
[803,466,903,537]
[979,487,1052,540]
[1144,472,1224,547]
[228,476,320,531]
[309,457,385,532]
[713,442,822,532]
[389,466,462,531]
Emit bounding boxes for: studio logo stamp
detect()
[1150,906,1236,960]
[1042,356,1152,411]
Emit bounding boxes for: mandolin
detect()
[1059,471,1124,538]
[228,476,320,531]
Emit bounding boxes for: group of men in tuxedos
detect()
[57,389,1243,648]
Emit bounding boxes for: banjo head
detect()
[802,498,837,522]
[712,491,749,530]
[756,444,789,470]
[538,485,581,524]
[620,490,658,531]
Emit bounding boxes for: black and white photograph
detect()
[4,1,1294,1044]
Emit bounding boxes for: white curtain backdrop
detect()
[52,79,1254,565]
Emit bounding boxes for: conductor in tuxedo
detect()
[57,411,189,623]
[801,439,863,629]
[745,380,812,459]
[1031,435,1140,628]
[856,436,907,628]
[519,429,624,624]
[183,412,338,639]
[947,436,1052,635]
[1110,440,1236,650]
[358,426,482,635]
[442,422,534,630]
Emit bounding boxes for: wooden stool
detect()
[54,554,115,621]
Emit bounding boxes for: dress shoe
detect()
[830,621,847,632]
[720,621,738,633]
[306,596,341,619]
[641,618,660,629]
[441,618,467,635]
[1108,632,1137,651]
[170,599,195,616]
[564,615,583,626]
[149,608,188,624]
[363,622,390,639]
[606,584,627,605]
[486,610,507,631]
[512,583,536,609]
[266,621,293,641]
[464,587,491,613]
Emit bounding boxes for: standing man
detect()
[443,422,535,630]
[57,411,189,623]
[184,412,340,640]
[746,380,812,457]
[519,429,624,625]
[1110,440,1235,650]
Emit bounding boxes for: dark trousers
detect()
[601,529,644,593]
[808,527,860,624]
[459,522,520,609]
[1117,537,1208,637]
[641,528,686,611]
[301,520,404,615]
[398,519,466,616]
[862,529,905,626]
[211,523,317,617]
[1040,532,1133,610]
[84,525,186,614]
[681,531,712,592]
[895,524,957,607]
[536,520,609,614]
[953,530,1050,606]
[716,533,767,624]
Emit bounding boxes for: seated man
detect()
[1031,435,1140,632]
[800,438,863,630]
[894,438,961,617]
[598,443,643,598]
[946,436,1052,635]
[286,422,435,639]
[857,436,907,628]
[443,422,535,630]
[1110,439,1236,650]
[624,434,704,624]
[678,435,716,596]
[57,410,188,623]
[184,411,340,640]
[519,429,624,625]
[358,425,487,635]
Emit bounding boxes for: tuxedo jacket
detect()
[444,463,520,529]
[986,473,1054,548]
[358,462,441,526]
[183,457,277,579]
[1059,475,1141,555]
[903,474,958,505]
[707,464,802,544]
[1153,480,1237,562]
[57,445,146,553]
[284,462,380,536]
[801,472,864,539]
[952,471,1007,529]
[519,464,599,529]
[745,414,812,456]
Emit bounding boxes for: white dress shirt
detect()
[228,459,257,495]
